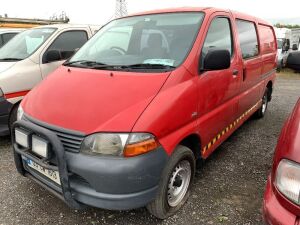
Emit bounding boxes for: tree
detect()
[274,23,300,29]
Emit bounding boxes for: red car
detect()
[263,98,300,225]
[12,8,277,218]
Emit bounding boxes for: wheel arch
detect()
[8,100,21,129]
[178,133,202,160]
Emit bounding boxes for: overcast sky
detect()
[1,0,299,25]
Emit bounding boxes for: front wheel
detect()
[254,89,268,119]
[147,145,195,219]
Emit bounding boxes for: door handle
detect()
[232,69,239,76]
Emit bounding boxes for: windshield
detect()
[277,38,284,49]
[68,12,204,71]
[0,28,56,61]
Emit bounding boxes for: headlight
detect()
[81,133,159,157]
[275,159,300,204]
[17,105,24,121]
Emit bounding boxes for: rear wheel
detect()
[254,89,269,119]
[147,145,195,219]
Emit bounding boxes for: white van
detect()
[291,28,300,51]
[275,28,292,69]
[0,24,99,136]
[0,29,24,48]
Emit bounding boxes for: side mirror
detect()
[292,44,298,51]
[201,49,231,72]
[44,50,62,63]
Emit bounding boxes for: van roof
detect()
[0,28,25,34]
[29,24,101,30]
[128,7,272,27]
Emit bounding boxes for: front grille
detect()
[24,115,85,153]
[49,129,84,153]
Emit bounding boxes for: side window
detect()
[2,33,18,45]
[202,17,233,60]
[236,20,259,59]
[0,35,3,48]
[258,25,276,54]
[45,30,88,62]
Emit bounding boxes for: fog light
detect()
[15,129,30,148]
[32,135,49,158]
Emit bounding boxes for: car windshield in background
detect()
[0,28,56,61]
[277,39,283,49]
[68,12,204,71]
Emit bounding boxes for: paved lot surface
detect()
[0,76,300,225]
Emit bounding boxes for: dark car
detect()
[287,51,300,72]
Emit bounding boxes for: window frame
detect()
[199,16,235,73]
[42,30,88,64]
[235,18,260,60]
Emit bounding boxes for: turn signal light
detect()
[124,138,159,157]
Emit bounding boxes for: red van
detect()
[12,8,277,218]
[263,99,300,225]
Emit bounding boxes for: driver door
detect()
[195,13,242,157]
[39,29,89,79]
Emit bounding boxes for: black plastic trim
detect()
[0,96,13,136]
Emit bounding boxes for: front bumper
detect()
[263,176,298,225]
[0,96,13,136]
[12,118,168,210]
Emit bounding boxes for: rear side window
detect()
[258,25,276,54]
[2,33,18,45]
[47,30,88,60]
[202,17,233,58]
[236,20,259,59]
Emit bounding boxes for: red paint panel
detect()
[22,67,170,134]
[263,177,297,225]
[264,99,300,222]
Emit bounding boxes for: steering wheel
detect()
[110,46,126,55]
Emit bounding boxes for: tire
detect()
[9,104,19,133]
[147,145,196,219]
[254,89,269,119]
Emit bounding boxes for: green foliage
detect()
[274,23,300,29]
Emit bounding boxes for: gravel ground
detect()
[0,76,300,225]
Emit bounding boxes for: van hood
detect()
[0,61,17,74]
[22,66,171,134]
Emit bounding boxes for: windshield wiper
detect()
[63,60,100,66]
[64,61,176,71]
[122,63,176,70]
[64,60,125,70]
[0,58,22,61]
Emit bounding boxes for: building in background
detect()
[0,15,69,29]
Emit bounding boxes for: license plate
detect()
[23,157,61,185]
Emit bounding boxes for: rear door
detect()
[258,24,277,77]
[195,12,242,156]
[235,19,263,115]
[39,28,89,79]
